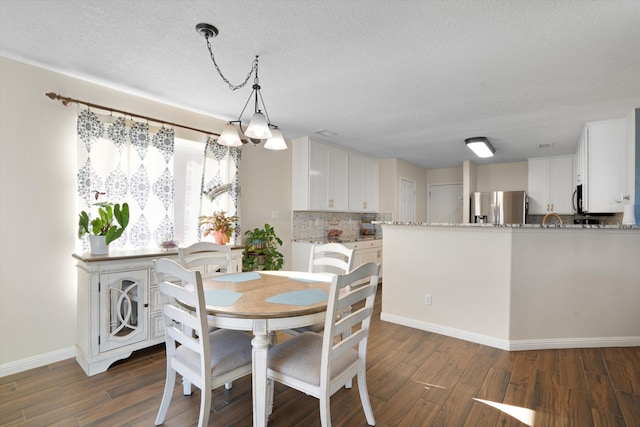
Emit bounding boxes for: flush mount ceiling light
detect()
[465,137,495,158]
[196,23,287,150]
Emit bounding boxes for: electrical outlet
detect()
[424,294,432,306]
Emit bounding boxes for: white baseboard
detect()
[0,346,76,378]
[380,312,640,351]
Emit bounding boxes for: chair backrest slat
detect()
[308,242,355,275]
[179,242,233,278]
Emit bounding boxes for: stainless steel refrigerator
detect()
[470,191,528,224]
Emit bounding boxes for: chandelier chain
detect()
[205,36,258,91]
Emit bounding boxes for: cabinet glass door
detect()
[99,270,148,352]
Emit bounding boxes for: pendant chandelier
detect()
[196,23,287,150]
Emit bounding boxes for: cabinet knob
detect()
[144,303,149,308]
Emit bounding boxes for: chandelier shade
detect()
[264,128,287,150]
[218,122,243,147]
[245,111,272,139]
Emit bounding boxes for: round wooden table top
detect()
[202,270,333,319]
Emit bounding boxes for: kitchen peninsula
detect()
[380,223,640,351]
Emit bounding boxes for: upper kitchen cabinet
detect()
[528,156,574,215]
[578,119,626,213]
[292,137,380,212]
[292,137,348,211]
[348,153,379,212]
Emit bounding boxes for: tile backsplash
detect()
[292,211,391,240]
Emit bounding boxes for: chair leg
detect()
[319,393,332,427]
[183,379,193,395]
[155,367,176,425]
[198,388,212,427]
[357,372,376,426]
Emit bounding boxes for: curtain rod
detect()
[45,92,220,137]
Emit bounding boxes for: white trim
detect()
[380,312,640,351]
[0,346,75,378]
[508,336,640,351]
[381,312,511,350]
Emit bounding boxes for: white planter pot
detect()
[89,235,109,255]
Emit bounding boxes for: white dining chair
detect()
[153,258,253,427]
[178,241,233,278]
[267,262,380,427]
[283,242,355,337]
[309,242,355,276]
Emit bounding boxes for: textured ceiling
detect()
[1,0,639,169]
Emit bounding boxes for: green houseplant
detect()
[199,210,239,245]
[78,201,130,254]
[242,224,284,271]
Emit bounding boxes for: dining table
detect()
[200,270,334,427]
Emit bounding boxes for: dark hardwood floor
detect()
[2,287,639,426]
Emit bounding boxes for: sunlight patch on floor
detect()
[473,398,536,426]
[415,380,447,390]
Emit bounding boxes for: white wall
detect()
[239,145,292,270]
[381,224,640,350]
[510,229,640,340]
[381,225,512,346]
[378,158,428,222]
[476,161,528,192]
[0,57,287,373]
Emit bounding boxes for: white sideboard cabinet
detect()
[73,247,243,376]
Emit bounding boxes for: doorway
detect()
[400,178,416,222]
[428,183,463,223]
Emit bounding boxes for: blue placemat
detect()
[266,289,328,306]
[204,289,243,307]
[215,272,261,282]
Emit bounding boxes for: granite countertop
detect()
[376,221,640,230]
[293,235,381,244]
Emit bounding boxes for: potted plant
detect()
[199,210,239,245]
[78,200,130,255]
[242,224,284,271]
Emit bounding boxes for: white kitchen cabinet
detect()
[579,119,626,213]
[527,156,574,215]
[74,248,243,376]
[344,239,383,275]
[348,153,379,212]
[292,136,380,212]
[293,137,348,211]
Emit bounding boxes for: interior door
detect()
[400,178,416,222]
[428,183,463,223]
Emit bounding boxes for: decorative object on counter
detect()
[465,136,495,158]
[360,213,377,235]
[623,204,636,225]
[77,192,130,255]
[159,239,179,250]
[242,224,284,271]
[195,23,287,150]
[199,210,239,245]
[542,212,563,225]
[327,229,343,238]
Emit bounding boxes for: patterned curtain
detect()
[76,109,175,251]
[199,136,241,242]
